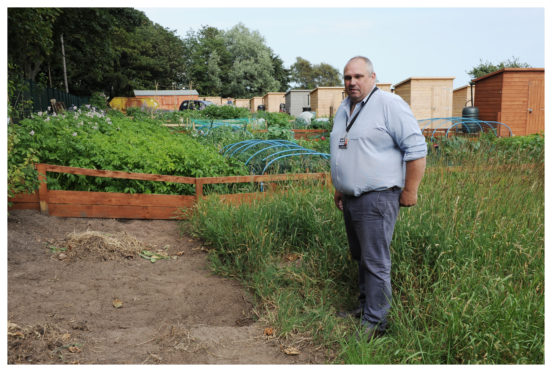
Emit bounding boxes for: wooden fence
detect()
[8,164,329,220]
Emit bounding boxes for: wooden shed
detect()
[376,83,392,93]
[393,77,454,126]
[472,68,544,136]
[452,85,476,117]
[134,90,198,111]
[262,92,286,113]
[284,89,311,117]
[310,87,345,118]
[250,96,264,112]
[234,98,250,109]
[199,96,223,105]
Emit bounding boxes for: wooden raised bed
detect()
[8,163,329,220]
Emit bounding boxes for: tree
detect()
[121,22,187,92]
[313,62,342,87]
[8,8,60,81]
[182,26,231,96]
[467,57,531,79]
[290,57,314,89]
[223,23,280,98]
[271,52,290,92]
[290,57,341,89]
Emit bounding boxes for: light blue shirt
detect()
[330,87,427,196]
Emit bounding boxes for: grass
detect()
[185,137,544,364]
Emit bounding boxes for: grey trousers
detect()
[342,188,400,330]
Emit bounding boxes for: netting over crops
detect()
[221,139,330,175]
[418,117,513,140]
[190,118,266,133]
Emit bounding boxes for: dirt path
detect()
[7,210,324,364]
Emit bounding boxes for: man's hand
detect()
[334,190,344,211]
[399,188,418,207]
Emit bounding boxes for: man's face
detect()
[344,59,376,104]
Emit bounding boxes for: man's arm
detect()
[400,157,426,207]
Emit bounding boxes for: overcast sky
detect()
[137,2,546,89]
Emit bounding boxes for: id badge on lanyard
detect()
[339,87,378,150]
[339,136,348,149]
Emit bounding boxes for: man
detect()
[330,56,427,339]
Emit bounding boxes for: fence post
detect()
[36,163,49,215]
[195,179,203,204]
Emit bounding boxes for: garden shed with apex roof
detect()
[376,83,392,92]
[393,77,454,127]
[234,98,250,109]
[452,84,476,117]
[472,68,544,137]
[284,89,311,117]
[199,96,223,105]
[249,96,264,112]
[262,92,286,113]
[309,86,345,118]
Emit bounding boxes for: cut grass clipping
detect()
[52,231,171,262]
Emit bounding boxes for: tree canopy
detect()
[290,57,342,89]
[467,57,531,79]
[7,7,339,102]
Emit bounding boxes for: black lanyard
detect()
[345,87,378,133]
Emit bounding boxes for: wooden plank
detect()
[8,202,40,211]
[9,192,39,203]
[48,204,187,220]
[41,164,196,184]
[47,190,195,208]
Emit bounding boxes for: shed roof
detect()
[262,92,285,98]
[472,68,544,83]
[310,86,345,93]
[393,77,455,88]
[134,89,199,96]
[285,89,311,94]
[453,84,470,91]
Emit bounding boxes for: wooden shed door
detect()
[526,79,544,135]
[431,87,451,119]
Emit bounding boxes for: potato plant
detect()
[9,107,248,194]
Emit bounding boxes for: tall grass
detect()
[186,137,544,364]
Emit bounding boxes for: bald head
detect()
[344,56,377,104]
[345,56,374,75]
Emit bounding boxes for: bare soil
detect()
[7,210,325,364]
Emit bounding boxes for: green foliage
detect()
[256,111,292,128]
[290,56,342,89]
[7,8,60,80]
[183,23,286,98]
[309,118,333,131]
[266,126,294,141]
[201,105,251,120]
[8,63,34,124]
[254,111,294,140]
[182,26,231,97]
[189,140,544,364]
[194,126,256,151]
[8,8,290,100]
[467,57,531,79]
[7,125,40,204]
[89,92,109,110]
[223,23,281,98]
[10,108,248,194]
[428,133,544,166]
